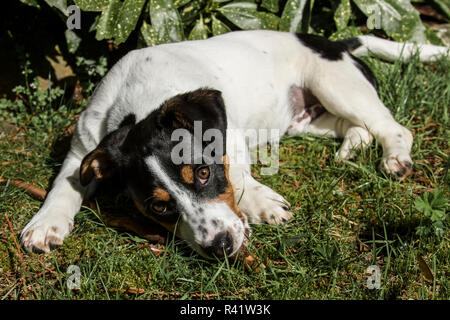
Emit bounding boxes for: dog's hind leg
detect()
[303,112,374,160]
[307,57,413,179]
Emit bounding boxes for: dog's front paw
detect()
[238,184,293,225]
[21,214,73,253]
[381,152,413,180]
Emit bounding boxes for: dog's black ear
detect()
[158,88,228,153]
[80,123,133,186]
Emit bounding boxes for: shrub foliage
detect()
[20,0,448,52]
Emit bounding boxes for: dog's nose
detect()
[204,231,233,258]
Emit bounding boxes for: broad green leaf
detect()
[174,0,192,8]
[114,0,146,44]
[44,0,67,15]
[430,210,446,223]
[20,0,40,8]
[219,2,278,30]
[352,0,427,42]
[334,0,351,31]
[430,189,447,210]
[219,3,262,30]
[179,0,206,25]
[329,25,363,40]
[65,29,82,53]
[279,0,308,32]
[189,17,209,40]
[257,12,280,30]
[212,15,231,36]
[150,0,184,44]
[73,0,110,12]
[261,0,279,13]
[221,2,258,10]
[140,21,160,47]
[415,196,432,216]
[95,0,122,41]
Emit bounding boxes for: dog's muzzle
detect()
[178,202,247,259]
[203,231,234,257]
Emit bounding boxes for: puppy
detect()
[20,30,448,258]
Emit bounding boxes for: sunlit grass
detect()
[0,56,448,300]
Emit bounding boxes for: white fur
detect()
[20,30,448,254]
[353,35,449,62]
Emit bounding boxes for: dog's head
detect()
[79,89,248,258]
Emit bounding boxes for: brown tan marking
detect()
[210,155,245,220]
[173,111,194,130]
[181,165,194,184]
[153,188,170,201]
[80,149,113,185]
[160,98,194,129]
[160,90,223,131]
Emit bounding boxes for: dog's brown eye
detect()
[196,166,210,184]
[151,202,167,214]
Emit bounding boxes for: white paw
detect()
[381,151,413,180]
[238,184,293,225]
[21,213,73,253]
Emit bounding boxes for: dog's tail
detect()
[338,36,449,62]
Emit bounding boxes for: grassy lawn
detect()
[0,54,448,300]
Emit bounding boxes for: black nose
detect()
[204,231,233,258]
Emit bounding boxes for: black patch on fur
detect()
[82,88,230,226]
[337,37,363,52]
[297,34,360,61]
[350,55,378,90]
[296,34,377,89]
[118,113,136,128]
[158,88,228,155]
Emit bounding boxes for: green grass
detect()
[0,55,448,300]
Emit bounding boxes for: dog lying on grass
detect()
[20,30,448,258]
